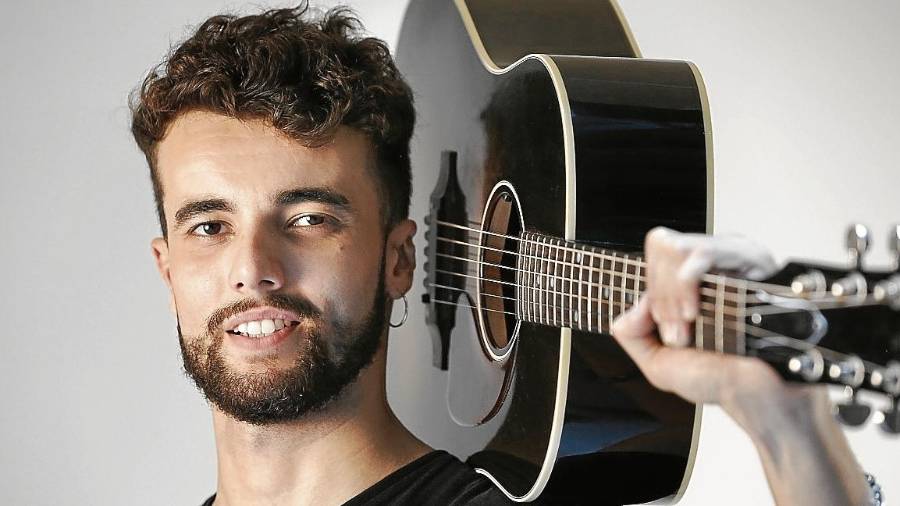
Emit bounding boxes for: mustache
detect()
[205,293,323,337]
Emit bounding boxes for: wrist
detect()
[720,372,832,449]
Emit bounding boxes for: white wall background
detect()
[0,1,896,504]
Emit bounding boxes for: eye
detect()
[189,222,224,236]
[292,214,327,227]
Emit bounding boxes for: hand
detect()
[610,227,870,505]
[610,227,809,430]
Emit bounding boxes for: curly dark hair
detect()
[130,3,414,237]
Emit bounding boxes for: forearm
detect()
[727,387,870,505]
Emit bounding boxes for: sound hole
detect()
[479,188,522,356]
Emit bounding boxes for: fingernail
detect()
[660,323,677,345]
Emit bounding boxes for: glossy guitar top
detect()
[396,0,711,502]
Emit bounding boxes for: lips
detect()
[227,318,299,338]
[222,307,304,335]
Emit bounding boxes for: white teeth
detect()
[232,318,293,337]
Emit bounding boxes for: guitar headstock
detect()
[740,224,900,433]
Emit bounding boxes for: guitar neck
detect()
[515,232,751,355]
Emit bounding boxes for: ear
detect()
[383,219,417,300]
[151,237,177,315]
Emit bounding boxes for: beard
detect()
[176,268,386,425]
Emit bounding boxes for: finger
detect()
[644,228,686,339]
[614,304,776,404]
[611,297,662,366]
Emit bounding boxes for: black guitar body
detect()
[396,0,712,502]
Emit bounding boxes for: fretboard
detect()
[515,232,750,355]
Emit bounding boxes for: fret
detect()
[531,236,538,324]
[545,237,553,326]
[597,253,609,332]
[715,275,725,353]
[736,281,747,355]
[559,242,572,327]
[523,234,531,323]
[595,254,603,332]
[532,236,539,324]
[568,247,575,329]
[540,236,548,325]
[560,240,568,327]
[550,240,558,327]
[576,248,584,331]
[559,244,572,327]
[607,254,615,331]
[620,254,628,322]
[697,282,716,351]
[634,262,642,306]
[515,234,524,320]
[695,313,705,350]
[587,252,595,333]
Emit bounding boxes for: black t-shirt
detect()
[200,450,514,505]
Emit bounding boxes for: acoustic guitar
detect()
[395,0,900,503]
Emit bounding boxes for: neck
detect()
[209,340,431,506]
[514,232,750,354]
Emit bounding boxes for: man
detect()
[130,4,874,505]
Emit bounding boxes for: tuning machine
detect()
[869,362,900,434]
[787,348,825,382]
[835,387,872,427]
[831,357,872,427]
[872,397,900,434]
[831,224,870,298]
[873,224,900,307]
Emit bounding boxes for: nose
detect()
[228,225,286,294]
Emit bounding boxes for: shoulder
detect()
[344,450,512,506]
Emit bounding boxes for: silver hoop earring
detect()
[390,294,409,328]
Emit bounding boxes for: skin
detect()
[149,111,868,505]
[611,227,870,505]
[151,111,429,505]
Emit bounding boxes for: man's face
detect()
[150,111,393,424]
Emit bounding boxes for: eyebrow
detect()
[173,198,233,230]
[172,187,352,230]
[272,187,351,210]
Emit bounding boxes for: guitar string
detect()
[434,268,749,308]
[428,225,892,381]
[432,250,863,307]
[427,294,886,375]
[427,280,830,319]
[435,225,808,296]
[453,264,748,305]
[426,295,885,372]
[444,265,883,313]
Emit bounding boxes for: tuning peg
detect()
[846,223,871,269]
[873,397,900,434]
[787,348,825,382]
[835,386,872,427]
[831,272,867,298]
[873,275,900,307]
[889,224,900,271]
[791,269,826,296]
[828,356,865,386]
